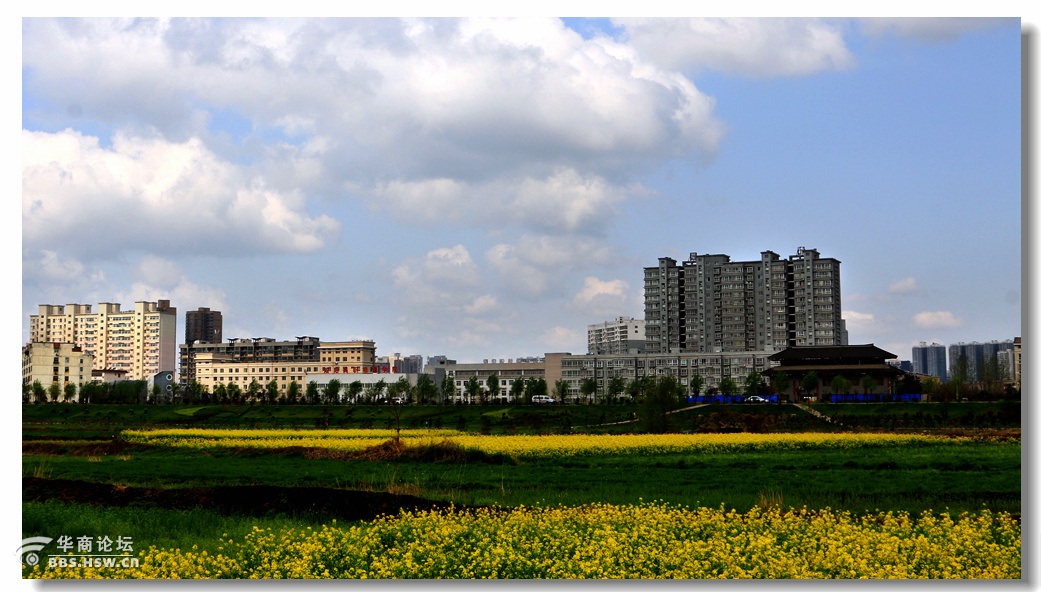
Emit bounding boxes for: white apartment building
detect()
[588,317,646,355]
[29,301,177,381]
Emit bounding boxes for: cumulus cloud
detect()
[486,235,615,298]
[572,277,635,318]
[843,310,876,331]
[888,276,919,295]
[23,250,84,282]
[23,18,724,188]
[539,326,585,352]
[391,245,483,309]
[22,129,340,259]
[370,169,639,236]
[614,18,855,77]
[858,17,1018,43]
[913,310,963,329]
[120,256,228,313]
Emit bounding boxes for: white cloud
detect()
[888,276,919,295]
[539,326,585,352]
[24,250,84,282]
[614,18,855,77]
[391,245,482,309]
[120,256,228,314]
[486,235,615,298]
[913,310,963,329]
[572,277,634,318]
[22,130,340,259]
[843,310,876,331]
[22,18,724,200]
[858,17,1017,43]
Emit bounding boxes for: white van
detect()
[531,395,557,404]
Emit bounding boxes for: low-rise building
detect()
[22,342,94,400]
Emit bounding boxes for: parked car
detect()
[745,395,767,403]
[531,395,557,404]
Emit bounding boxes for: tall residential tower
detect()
[29,300,178,380]
[644,247,843,354]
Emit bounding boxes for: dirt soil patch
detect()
[22,477,459,522]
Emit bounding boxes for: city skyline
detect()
[20,16,1024,364]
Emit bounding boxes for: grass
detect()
[22,437,1020,515]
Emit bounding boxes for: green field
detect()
[22,401,1021,578]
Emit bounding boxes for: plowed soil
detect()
[22,476,455,522]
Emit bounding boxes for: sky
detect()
[18,14,1027,365]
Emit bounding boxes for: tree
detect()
[830,375,852,396]
[265,379,281,404]
[861,375,878,395]
[388,376,412,403]
[553,379,569,402]
[48,381,61,402]
[79,381,102,404]
[31,380,46,403]
[246,379,262,403]
[718,377,738,396]
[441,376,457,404]
[169,381,182,403]
[485,373,500,402]
[347,381,364,404]
[306,381,320,405]
[415,374,437,404]
[526,378,548,401]
[510,378,526,403]
[579,378,598,404]
[607,376,627,404]
[627,376,653,401]
[641,376,681,433]
[325,379,344,404]
[464,376,481,404]
[227,382,243,404]
[770,371,791,400]
[213,383,228,404]
[688,374,705,398]
[951,354,971,401]
[366,379,386,404]
[65,382,78,403]
[743,371,764,396]
[801,372,820,400]
[287,380,301,405]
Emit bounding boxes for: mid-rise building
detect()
[588,317,646,355]
[644,247,842,355]
[22,342,94,399]
[185,307,223,345]
[185,337,377,396]
[29,301,177,380]
[912,342,948,381]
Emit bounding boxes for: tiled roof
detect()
[768,344,897,362]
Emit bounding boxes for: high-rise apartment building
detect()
[185,307,223,345]
[948,340,1015,382]
[588,317,646,355]
[644,248,842,354]
[912,342,948,381]
[29,300,177,380]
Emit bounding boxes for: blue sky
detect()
[18,15,1027,364]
